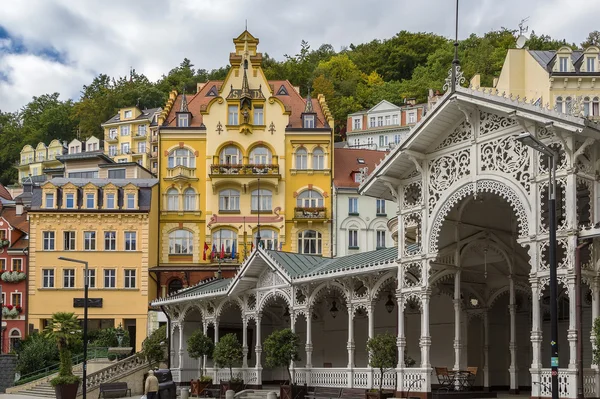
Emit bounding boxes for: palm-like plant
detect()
[45,312,82,386]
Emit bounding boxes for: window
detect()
[11,292,22,307]
[369,117,376,128]
[108,145,117,157]
[138,141,146,154]
[379,135,385,147]
[255,229,278,250]
[104,269,116,288]
[104,231,116,251]
[12,259,22,272]
[125,232,137,251]
[63,231,76,251]
[219,189,240,211]
[348,229,358,248]
[376,199,386,215]
[43,269,55,288]
[559,57,568,72]
[45,193,54,208]
[377,116,383,126]
[184,188,196,211]
[254,106,264,125]
[555,97,563,113]
[106,193,116,209]
[168,279,183,295]
[10,330,21,352]
[584,97,591,116]
[297,189,324,208]
[0,259,4,270]
[593,97,600,116]
[121,143,130,154]
[354,172,362,183]
[394,134,401,144]
[303,115,315,129]
[353,118,362,130]
[385,115,390,125]
[126,193,135,209]
[587,57,596,72]
[43,231,55,250]
[65,193,75,209]
[120,125,130,136]
[85,269,96,288]
[169,230,193,254]
[63,269,75,288]
[251,189,272,211]
[124,270,136,288]
[296,148,308,169]
[178,114,189,127]
[84,231,96,250]
[138,125,146,136]
[228,105,239,125]
[212,229,237,257]
[86,193,95,209]
[249,146,271,165]
[376,230,386,249]
[408,112,416,124]
[124,110,132,118]
[349,197,359,214]
[313,148,324,170]
[298,230,322,254]
[68,171,98,179]
[565,96,572,115]
[367,137,374,146]
[109,128,117,139]
[220,146,241,164]
[167,188,179,210]
[392,115,399,125]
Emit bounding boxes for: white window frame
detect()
[104,231,116,251]
[376,199,386,215]
[43,269,55,288]
[63,269,75,288]
[126,193,135,209]
[167,188,179,211]
[65,193,75,209]
[63,231,76,251]
[313,148,325,170]
[125,231,137,251]
[303,115,315,129]
[297,190,324,208]
[84,231,96,251]
[559,57,568,72]
[106,193,116,209]
[376,230,386,249]
[104,269,116,288]
[124,269,136,289]
[353,117,362,130]
[297,230,322,255]
[295,148,308,170]
[251,189,272,211]
[219,189,240,211]
[169,230,193,254]
[184,188,196,211]
[45,193,54,208]
[349,197,359,214]
[348,229,359,248]
[120,125,130,136]
[254,106,264,125]
[86,193,95,209]
[12,258,22,272]
[43,231,55,250]
[178,114,189,127]
[124,110,132,118]
[85,269,96,288]
[228,105,239,125]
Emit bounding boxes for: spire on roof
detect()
[180,87,189,112]
[443,0,465,93]
[304,89,314,113]
[240,63,251,103]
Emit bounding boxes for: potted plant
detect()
[141,325,167,366]
[45,312,82,399]
[263,328,306,399]
[366,333,397,399]
[187,330,214,396]
[213,333,244,394]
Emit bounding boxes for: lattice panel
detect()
[479,111,517,136]
[403,181,422,208]
[427,149,470,214]
[480,134,531,193]
[435,120,472,150]
[538,178,567,233]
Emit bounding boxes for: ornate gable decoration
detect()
[257,268,285,288]
[479,111,517,136]
[435,120,472,150]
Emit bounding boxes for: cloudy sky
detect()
[0,0,597,112]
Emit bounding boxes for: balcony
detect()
[294,207,327,220]
[387,217,398,244]
[150,151,158,159]
[164,165,198,181]
[151,135,158,144]
[209,164,280,177]
[132,131,148,140]
[105,135,119,143]
[131,150,149,157]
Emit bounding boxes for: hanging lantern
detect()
[329,300,339,319]
[385,294,395,314]
[283,306,290,323]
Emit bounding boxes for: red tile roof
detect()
[0,183,12,201]
[334,148,386,188]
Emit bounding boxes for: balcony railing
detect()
[294,207,326,219]
[166,165,197,179]
[132,131,148,139]
[151,135,158,143]
[105,135,119,143]
[209,164,280,176]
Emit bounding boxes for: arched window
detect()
[555,96,563,113]
[565,96,572,115]
[296,148,307,170]
[584,97,591,116]
[255,229,278,250]
[167,188,179,211]
[312,147,324,170]
[213,229,237,258]
[169,230,193,254]
[168,148,195,168]
[183,188,196,211]
[220,146,241,164]
[297,230,322,254]
[296,189,323,208]
[9,329,21,352]
[249,146,272,165]
[593,97,600,116]
[168,279,183,296]
[251,189,272,211]
[219,189,240,211]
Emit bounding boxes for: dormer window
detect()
[126,193,135,209]
[45,193,54,208]
[86,193,95,209]
[106,193,116,209]
[559,57,568,72]
[587,57,596,72]
[303,115,315,129]
[124,110,132,118]
[177,114,190,127]
[65,193,75,209]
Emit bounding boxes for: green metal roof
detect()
[167,277,233,300]
[263,251,324,278]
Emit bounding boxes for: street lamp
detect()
[116,323,125,347]
[58,256,89,399]
[516,132,559,399]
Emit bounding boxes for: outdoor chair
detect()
[434,367,454,391]
[464,367,478,390]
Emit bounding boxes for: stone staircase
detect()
[15,370,84,398]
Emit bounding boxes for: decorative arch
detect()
[340,216,368,230]
[295,185,326,196]
[215,141,246,159]
[460,238,513,275]
[247,141,277,159]
[368,218,388,231]
[308,281,350,308]
[181,303,204,322]
[371,271,397,300]
[428,177,531,253]
[429,269,456,287]
[487,284,531,309]
[258,289,292,313]
[215,297,244,319]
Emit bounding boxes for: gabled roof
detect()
[0,184,12,201]
[103,107,161,125]
[334,148,386,189]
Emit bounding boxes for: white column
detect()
[368,302,375,340]
[483,311,490,390]
[530,280,543,399]
[202,322,208,375]
[396,294,406,395]
[509,278,518,393]
[453,271,461,371]
[420,290,431,368]
[306,307,313,368]
[347,305,355,368]
[242,316,248,369]
[568,277,577,369]
[290,311,296,382]
[255,314,262,369]
[214,320,220,343]
[212,320,219,382]
[178,322,184,371]
[591,282,600,369]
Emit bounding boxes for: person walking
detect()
[145,369,159,399]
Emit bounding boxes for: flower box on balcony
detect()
[2,305,23,319]
[0,270,26,283]
[294,207,327,219]
[0,239,10,248]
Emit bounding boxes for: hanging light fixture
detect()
[283,307,290,323]
[385,294,395,314]
[329,300,339,319]
[484,247,488,280]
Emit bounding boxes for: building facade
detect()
[102,106,161,172]
[16,140,65,184]
[345,100,425,151]
[27,177,158,351]
[153,30,334,295]
[332,148,394,257]
[472,45,600,117]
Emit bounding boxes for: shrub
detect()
[366,333,397,393]
[263,328,300,384]
[16,332,60,375]
[213,333,243,382]
[187,330,214,379]
[141,325,167,365]
[90,327,130,348]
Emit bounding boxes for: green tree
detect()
[89,327,130,348]
[187,330,214,379]
[141,325,167,365]
[366,333,397,394]
[16,332,60,376]
[213,333,243,381]
[526,31,575,50]
[581,31,600,48]
[44,312,82,386]
[263,328,300,384]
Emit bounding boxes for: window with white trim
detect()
[11,292,21,307]
[120,125,130,136]
[376,230,386,249]
[249,146,271,165]
[104,269,116,288]
[63,231,76,251]
[348,197,359,214]
[348,229,359,248]
[559,57,568,72]
[219,146,241,164]
[169,230,193,254]
[295,148,308,169]
[45,193,54,208]
[184,188,196,211]
[353,118,362,130]
[313,148,324,170]
[588,57,596,72]
[104,231,116,251]
[126,193,135,209]
[168,148,196,168]
[297,230,322,254]
[12,259,22,272]
[303,115,315,129]
[251,189,272,211]
[125,232,137,251]
[376,199,386,215]
[65,193,75,209]
[219,189,240,211]
[124,270,136,288]
[43,269,54,288]
[228,105,239,125]
[167,189,179,210]
[86,193,95,209]
[253,106,264,125]
[63,269,75,288]
[106,193,116,209]
[297,190,324,208]
[43,231,55,250]
[85,269,96,288]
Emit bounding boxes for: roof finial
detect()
[304,85,314,113]
[180,86,189,112]
[443,0,465,92]
[245,19,248,31]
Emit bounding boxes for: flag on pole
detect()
[231,241,236,260]
[251,241,254,252]
[211,244,216,260]
[220,243,225,259]
[279,242,283,251]
[203,242,209,260]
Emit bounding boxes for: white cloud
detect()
[0,0,598,112]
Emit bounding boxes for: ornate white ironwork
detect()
[428,149,470,213]
[480,135,531,193]
[435,120,472,150]
[479,111,518,136]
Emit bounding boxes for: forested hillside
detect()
[0,28,597,185]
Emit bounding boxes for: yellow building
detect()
[16,140,65,184]
[101,106,162,173]
[472,45,600,116]
[154,30,334,292]
[27,176,159,351]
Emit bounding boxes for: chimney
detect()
[16,198,23,216]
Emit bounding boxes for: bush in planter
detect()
[141,325,167,365]
[366,333,397,398]
[187,330,214,380]
[44,312,82,389]
[263,328,300,384]
[213,333,243,382]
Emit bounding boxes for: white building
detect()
[345,100,426,151]
[333,148,395,257]
[152,70,600,399]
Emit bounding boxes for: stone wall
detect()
[0,354,17,393]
